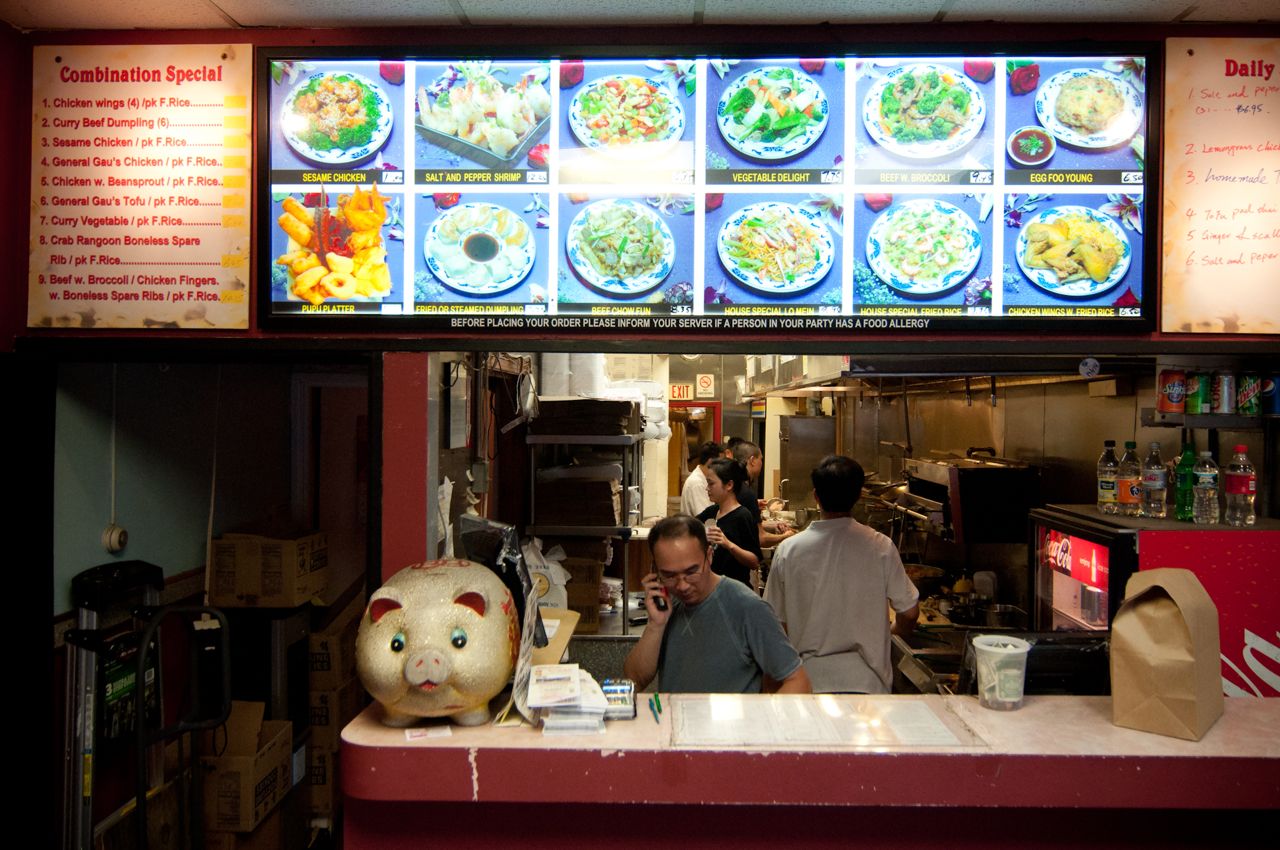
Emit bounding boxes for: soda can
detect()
[1185,372,1210,415]
[1156,369,1186,413]
[1212,371,1236,414]
[1237,374,1261,415]
[1261,376,1279,416]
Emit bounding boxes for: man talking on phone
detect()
[623,515,811,694]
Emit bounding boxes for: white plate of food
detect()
[715,66,829,160]
[565,199,675,297]
[1034,68,1142,149]
[865,199,981,296]
[424,203,535,296]
[862,63,986,160]
[280,72,394,166]
[567,75,685,155]
[717,201,834,295]
[1016,205,1132,298]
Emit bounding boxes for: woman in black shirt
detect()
[696,458,763,587]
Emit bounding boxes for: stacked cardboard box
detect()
[534,478,621,526]
[200,702,292,834]
[210,529,328,608]
[529,396,640,435]
[306,588,367,819]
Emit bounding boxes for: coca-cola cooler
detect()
[1030,503,1280,697]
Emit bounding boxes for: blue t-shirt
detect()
[657,577,802,693]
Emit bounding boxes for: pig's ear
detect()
[368,589,403,624]
[453,591,487,617]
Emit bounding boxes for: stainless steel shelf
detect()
[527,434,641,445]
[1140,408,1266,430]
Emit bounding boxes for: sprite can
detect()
[1185,372,1210,415]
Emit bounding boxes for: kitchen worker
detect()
[732,440,796,548]
[764,455,919,694]
[680,440,723,517]
[696,457,762,587]
[624,515,811,695]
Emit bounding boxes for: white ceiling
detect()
[0,0,1276,32]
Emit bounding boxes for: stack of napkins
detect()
[527,664,608,734]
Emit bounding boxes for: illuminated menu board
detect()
[258,50,1154,332]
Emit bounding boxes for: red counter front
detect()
[341,694,1279,849]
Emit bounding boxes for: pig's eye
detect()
[390,632,405,653]
[450,628,468,649]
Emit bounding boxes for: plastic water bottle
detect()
[1141,442,1168,519]
[1224,444,1257,527]
[1117,441,1142,517]
[1193,451,1220,525]
[1096,439,1120,515]
[1174,445,1196,522]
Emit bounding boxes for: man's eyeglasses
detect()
[657,564,702,586]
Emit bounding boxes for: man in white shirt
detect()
[680,441,722,517]
[764,455,919,694]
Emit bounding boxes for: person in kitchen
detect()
[732,441,796,548]
[695,457,763,587]
[764,455,919,694]
[680,440,723,517]
[623,514,811,695]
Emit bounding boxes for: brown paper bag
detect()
[1111,568,1224,741]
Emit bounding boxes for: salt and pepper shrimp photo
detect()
[415,60,552,167]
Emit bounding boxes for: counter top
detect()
[342,694,1279,810]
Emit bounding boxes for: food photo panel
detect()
[557,59,696,186]
[855,58,996,186]
[704,191,844,312]
[556,192,696,313]
[268,185,405,313]
[704,58,845,187]
[413,60,552,185]
[853,192,994,312]
[414,191,550,310]
[267,59,407,183]
[1001,191,1144,314]
[1004,56,1147,185]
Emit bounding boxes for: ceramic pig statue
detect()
[356,559,519,727]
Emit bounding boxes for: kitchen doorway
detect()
[667,401,722,503]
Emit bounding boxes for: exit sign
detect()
[670,383,694,401]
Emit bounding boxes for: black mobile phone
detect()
[653,595,669,612]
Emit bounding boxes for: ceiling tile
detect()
[1183,0,1280,22]
[945,0,1188,23]
[214,0,458,28]
[463,0,696,26]
[0,0,232,30]
[703,0,939,24]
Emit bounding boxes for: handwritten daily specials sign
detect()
[28,44,252,329]
[1162,38,1280,334]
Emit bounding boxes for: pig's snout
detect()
[404,648,452,688]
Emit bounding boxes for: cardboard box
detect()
[309,589,366,691]
[200,702,293,833]
[568,600,600,634]
[306,746,340,819]
[561,557,605,586]
[1111,568,1225,741]
[309,676,365,751]
[210,530,328,608]
[535,480,621,526]
[530,396,639,435]
[207,782,307,850]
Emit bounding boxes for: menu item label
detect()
[29,44,252,329]
[1162,38,1280,334]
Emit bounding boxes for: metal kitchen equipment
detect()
[778,415,836,509]
[905,452,1042,545]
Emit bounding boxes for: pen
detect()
[653,693,662,714]
[648,696,660,724]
